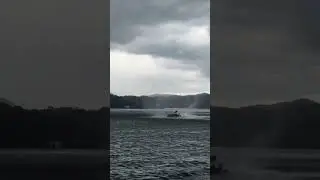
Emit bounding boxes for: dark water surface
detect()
[110,109,210,180]
[212,147,320,180]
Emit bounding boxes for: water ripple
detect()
[111,118,210,179]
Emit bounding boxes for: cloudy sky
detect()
[212,0,320,107]
[110,0,210,96]
[1,0,319,109]
[0,0,107,109]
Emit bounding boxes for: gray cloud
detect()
[212,0,320,107]
[111,0,209,43]
[0,0,108,109]
[110,0,210,78]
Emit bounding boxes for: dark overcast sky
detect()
[4,0,319,109]
[110,0,209,96]
[0,0,108,109]
[211,0,320,107]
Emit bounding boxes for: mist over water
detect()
[110,109,210,180]
[110,108,210,121]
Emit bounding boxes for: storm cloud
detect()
[110,0,210,96]
[211,0,320,107]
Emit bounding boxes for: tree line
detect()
[0,102,109,149]
[110,93,210,109]
[211,99,320,149]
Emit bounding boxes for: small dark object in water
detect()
[211,165,229,174]
[211,156,229,174]
[211,155,217,162]
[166,110,181,117]
[167,113,181,117]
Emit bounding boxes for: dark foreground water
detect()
[212,147,320,180]
[110,109,210,180]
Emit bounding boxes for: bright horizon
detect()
[111,92,210,97]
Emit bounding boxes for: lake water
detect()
[110,108,210,180]
[212,147,320,180]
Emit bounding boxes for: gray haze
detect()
[0,0,109,109]
[211,0,320,107]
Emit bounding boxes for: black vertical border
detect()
[209,0,214,176]
[106,0,111,178]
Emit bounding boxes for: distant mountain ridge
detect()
[110,93,209,109]
[149,93,209,97]
[0,98,15,107]
[148,94,175,97]
[211,98,320,149]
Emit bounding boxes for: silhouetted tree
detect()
[211,99,320,149]
[0,101,109,149]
